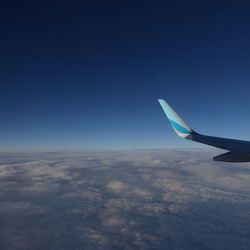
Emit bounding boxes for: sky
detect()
[1,0,250,149]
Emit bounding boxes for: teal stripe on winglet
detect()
[158,99,191,133]
[169,119,191,134]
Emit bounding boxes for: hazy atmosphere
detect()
[1,149,250,249]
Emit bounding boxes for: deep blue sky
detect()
[1,0,250,149]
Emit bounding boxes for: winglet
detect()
[158,99,193,138]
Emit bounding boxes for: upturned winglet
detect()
[158,99,193,138]
[158,99,250,162]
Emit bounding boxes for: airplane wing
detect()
[158,99,250,162]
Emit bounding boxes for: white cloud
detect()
[106,181,128,192]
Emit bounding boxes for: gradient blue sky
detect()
[1,0,250,149]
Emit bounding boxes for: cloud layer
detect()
[0,149,250,249]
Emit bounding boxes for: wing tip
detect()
[158,98,166,103]
[158,99,193,138]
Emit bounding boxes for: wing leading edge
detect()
[158,99,250,162]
